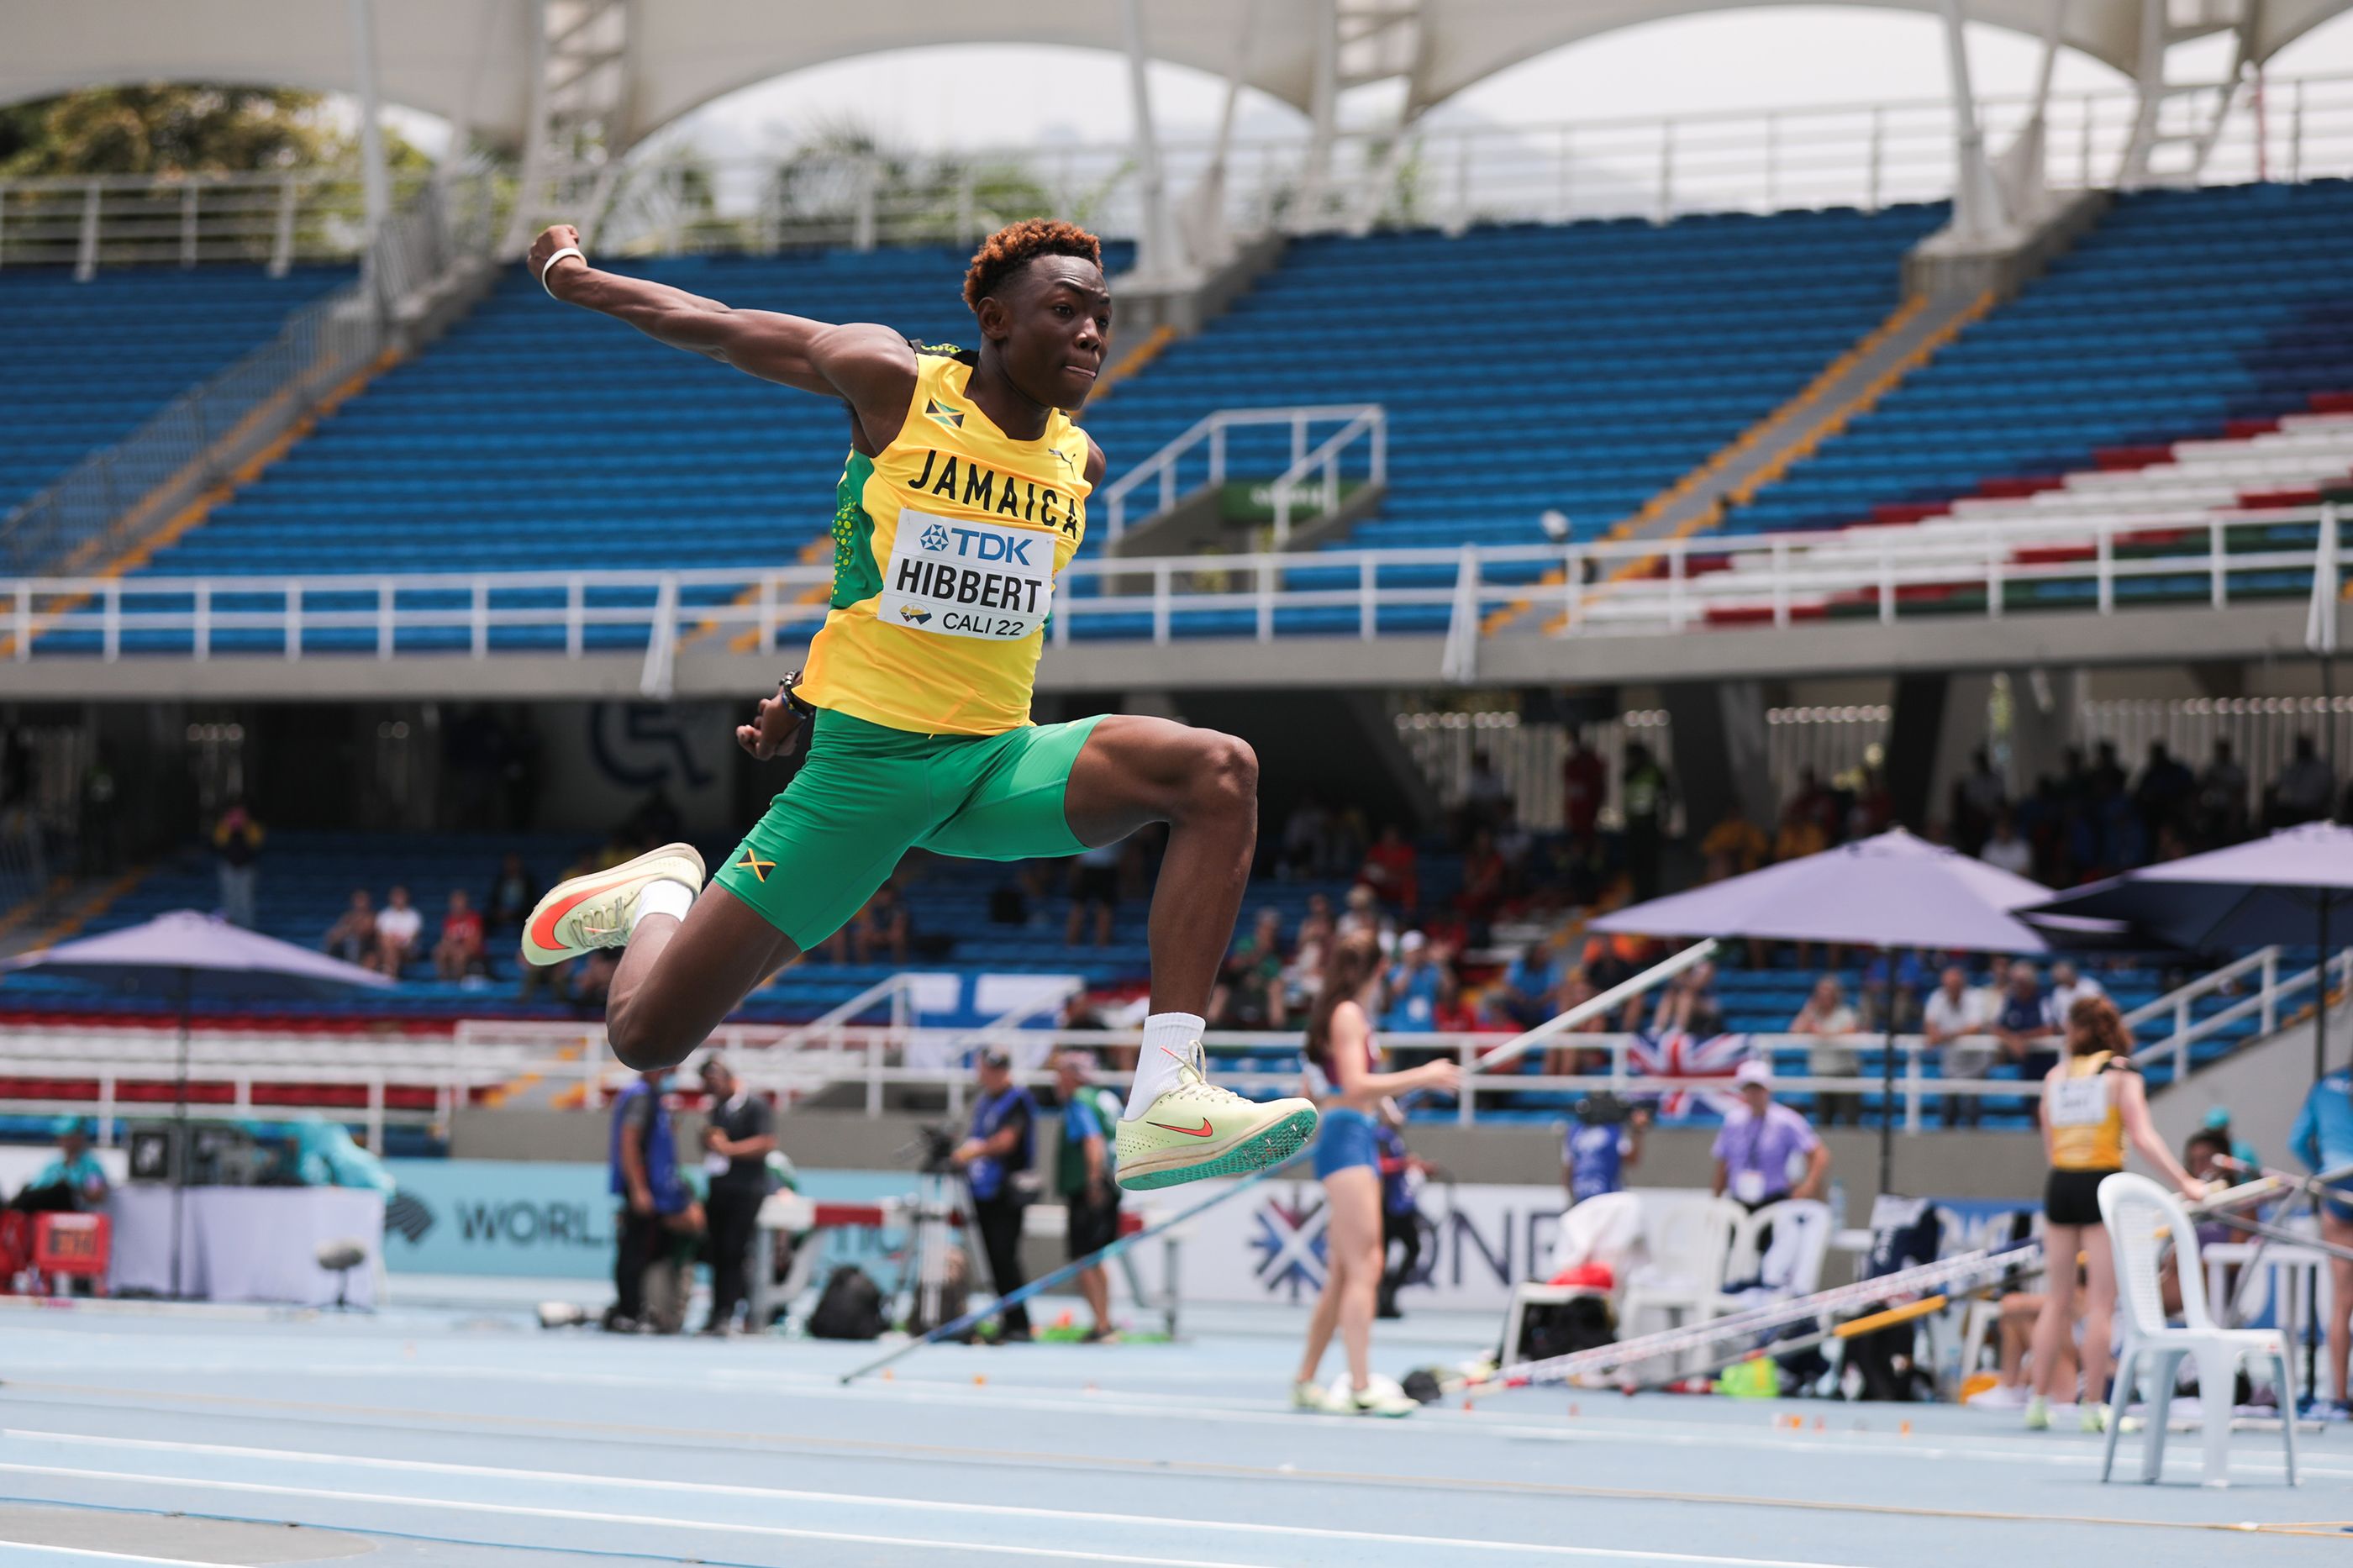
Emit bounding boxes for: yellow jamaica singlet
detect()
[796,348,1090,735]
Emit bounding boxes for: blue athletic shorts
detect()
[1313,1106,1381,1179]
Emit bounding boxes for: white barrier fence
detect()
[3,500,2332,663]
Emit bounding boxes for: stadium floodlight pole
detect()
[839,1160,1296,1385]
[1466,938,1718,1076]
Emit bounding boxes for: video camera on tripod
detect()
[903,1123,963,1178]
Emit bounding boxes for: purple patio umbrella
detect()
[1590,828,2051,1193]
[2027,821,2353,1086]
[0,910,391,1297]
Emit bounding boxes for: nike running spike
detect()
[519,842,706,967]
[1114,1039,1317,1192]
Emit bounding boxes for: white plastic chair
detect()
[1619,1195,1743,1363]
[1506,1193,1645,1362]
[2098,1172,2297,1488]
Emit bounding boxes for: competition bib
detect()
[2048,1075,2109,1126]
[879,508,1054,642]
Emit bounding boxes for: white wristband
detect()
[540,246,585,298]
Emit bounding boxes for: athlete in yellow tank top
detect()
[509,218,1315,1201]
[798,350,1092,734]
[2025,1002,2204,1434]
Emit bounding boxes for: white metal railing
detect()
[0,170,444,276]
[1098,405,1385,543]
[8,74,2351,277]
[0,174,499,579]
[3,499,2333,663]
[585,72,2353,254]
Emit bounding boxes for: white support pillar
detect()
[503,0,555,257]
[1119,0,1182,283]
[1939,0,2012,244]
[347,0,392,307]
[1295,0,1341,230]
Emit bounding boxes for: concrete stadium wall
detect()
[456,1104,2048,1223]
[2150,993,2347,1172]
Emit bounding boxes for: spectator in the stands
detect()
[1621,743,1672,902]
[1971,955,2012,1023]
[1779,768,1835,861]
[1066,840,1122,948]
[1859,949,1928,1033]
[1978,811,2036,878]
[1993,963,2061,1117]
[1281,792,1335,878]
[1924,963,1993,1127]
[854,879,912,966]
[1459,749,1513,840]
[1334,884,1395,958]
[484,852,538,942]
[1455,827,1508,932]
[2047,958,2105,1021]
[13,1119,107,1213]
[434,890,487,981]
[1700,803,1768,881]
[372,885,424,977]
[1951,747,2006,855]
[1544,969,1609,1078]
[1382,931,1445,1035]
[1283,893,1336,1018]
[1712,1061,1830,1210]
[1213,908,1289,1029]
[2135,740,2196,850]
[2271,733,2336,827]
[1561,733,1607,855]
[324,890,375,966]
[1650,959,1723,1039]
[1492,798,1534,881]
[1359,823,1420,915]
[2197,739,2250,845]
[1496,938,1566,1030]
[211,801,265,929]
[1792,976,1863,1127]
[571,947,619,1012]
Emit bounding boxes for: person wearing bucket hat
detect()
[953,1045,1038,1341]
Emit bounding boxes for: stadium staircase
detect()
[1729,181,2353,539]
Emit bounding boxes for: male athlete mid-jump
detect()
[517,217,1315,1190]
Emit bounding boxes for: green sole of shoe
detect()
[1119,1108,1319,1192]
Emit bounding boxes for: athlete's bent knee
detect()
[605,997,694,1073]
[1181,731,1258,821]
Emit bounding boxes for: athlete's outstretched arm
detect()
[527,224,913,418]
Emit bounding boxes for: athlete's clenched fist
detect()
[528,224,587,296]
[735,683,803,760]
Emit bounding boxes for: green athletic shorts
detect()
[712,708,1108,949]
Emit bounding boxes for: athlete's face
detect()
[985,256,1111,411]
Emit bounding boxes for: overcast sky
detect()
[648,5,2353,155]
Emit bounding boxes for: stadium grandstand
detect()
[0,2,2349,1560]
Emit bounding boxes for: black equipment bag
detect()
[807,1265,886,1340]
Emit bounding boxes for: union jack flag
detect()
[1624,1029,1756,1120]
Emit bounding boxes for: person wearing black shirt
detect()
[696,1055,775,1335]
[953,1047,1037,1341]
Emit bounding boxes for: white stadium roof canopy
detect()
[10,0,2353,150]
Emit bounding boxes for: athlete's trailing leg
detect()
[1061,716,1318,1191]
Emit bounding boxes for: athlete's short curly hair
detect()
[962,218,1103,314]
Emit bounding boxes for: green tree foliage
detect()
[0,85,424,180]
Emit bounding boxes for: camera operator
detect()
[952,1047,1038,1342]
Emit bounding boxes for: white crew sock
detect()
[1124,1011,1208,1119]
[631,878,695,933]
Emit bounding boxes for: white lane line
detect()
[0,1546,232,1567]
[0,1450,1869,1568]
[8,1371,2329,1486]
